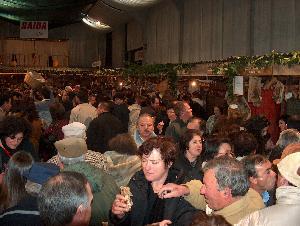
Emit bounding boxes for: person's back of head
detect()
[276,129,300,149]
[189,211,232,226]
[38,171,93,226]
[0,151,33,212]
[231,131,258,157]
[76,88,89,103]
[49,102,66,121]
[108,133,137,155]
[98,101,113,113]
[40,86,51,99]
[0,93,11,108]
[287,114,300,131]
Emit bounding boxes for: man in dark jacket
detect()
[87,101,123,153]
[112,92,129,132]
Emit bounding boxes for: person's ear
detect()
[168,162,173,168]
[76,204,86,218]
[223,187,232,198]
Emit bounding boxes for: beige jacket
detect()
[69,103,97,129]
[236,186,300,226]
[104,151,141,187]
[184,180,265,225]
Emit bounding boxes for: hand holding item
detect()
[111,186,133,219]
[111,194,131,219]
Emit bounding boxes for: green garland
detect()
[122,63,194,95]
[212,50,300,97]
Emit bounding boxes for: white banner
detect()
[233,76,244,95]
[20,21,48,38]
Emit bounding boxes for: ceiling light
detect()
[107,0,161,7]
[82,15,111,30]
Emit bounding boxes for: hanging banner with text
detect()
[20,21,48,38]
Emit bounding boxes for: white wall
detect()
[126,0,300,64]
[0,21,106,67]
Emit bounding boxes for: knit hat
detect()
[277,152,300,187]
[62,122,86,139]
[54,137,87,158]
[23,162,59,185]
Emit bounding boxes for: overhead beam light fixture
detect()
[82,15,111,30]
[106,0,161,7]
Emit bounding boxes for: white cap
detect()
[278,152,300,187]
[62,122,86,139]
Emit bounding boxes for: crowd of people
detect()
[0,79,299,226]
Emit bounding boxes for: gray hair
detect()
[276,129,300,148]
[38,171,89,226]
[203,156,249,197]
[58,153,85,165]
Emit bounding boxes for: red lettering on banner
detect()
[21,22,27,29]
[41,22,46,30]
[27,22,32,29]
[21,21,47,30]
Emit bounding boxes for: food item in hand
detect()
[120,186,133,210]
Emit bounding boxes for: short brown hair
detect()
[137,137,178,166]
[108,133,137,155]
[180,129,202,152]
[190,211,232,226]
[173,101,186,118]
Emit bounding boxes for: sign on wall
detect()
[20,21,48,39]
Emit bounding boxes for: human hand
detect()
[111,194,131,218]
[148,220,172,226]
[157,183,190,199]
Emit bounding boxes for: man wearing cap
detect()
[54,137,119,226]
[0,162,59,226]
[237,149,300,226]
[47,122,108,171]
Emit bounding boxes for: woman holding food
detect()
[110,137,197,226]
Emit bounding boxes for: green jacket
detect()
[63,161,119,226]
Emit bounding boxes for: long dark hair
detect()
[0,151,33,212]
